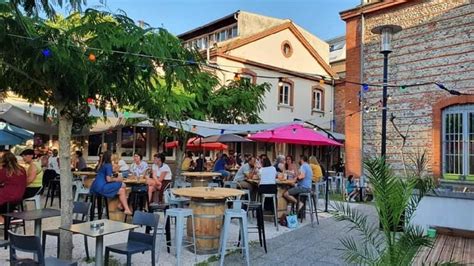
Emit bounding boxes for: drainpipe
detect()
[359,12,365,177]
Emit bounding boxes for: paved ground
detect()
[219,203,378,266]
[0,195,377,265]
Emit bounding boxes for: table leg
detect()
[95,235,104,266]
[165,215,171,253]
[4,216,10,240]
[34,219,42,238]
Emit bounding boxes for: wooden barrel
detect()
[277,186,288,218]
[186,199,225,254]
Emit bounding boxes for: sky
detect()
[72,0,360,40]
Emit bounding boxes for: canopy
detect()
[0,122,34,145]
[0,98,147,135]
[249,124,342,146]
[165,138,228,151]
[201,134,252,143]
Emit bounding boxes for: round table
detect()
[172,187,244,254]
[181,172,222,187]
[72,171,96,188]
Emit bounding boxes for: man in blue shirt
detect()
[283,155,313,211]
[213,153,230,179]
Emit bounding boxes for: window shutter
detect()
[290,85,294,107]
[312,90,315,110]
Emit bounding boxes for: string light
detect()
[86,98,94,104]
[192,125,197,132]
[292,128,297,134]
[220,129,225,134]
[88,53,96,62]
[158,121,165,127]
[400,85,407,92]
[123,111,130,118]
[247,131,251,137]
[233,73,240,81]
[319,79,324,86]
[41,48,52,58]
[174,128,179,132]
[362,83,369,92]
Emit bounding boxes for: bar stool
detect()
[44,179,61,208]
[148,203,171,253]
[163,208,197,266]
[297,191,319,226]
[164,189,190,208]
[242,201,267,253]
[258,184,278,231]
[219,200,250,266]
[88,193,110,221]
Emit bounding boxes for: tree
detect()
[333,157,434,265]
[8,0,90,17]
[0,5,202,259]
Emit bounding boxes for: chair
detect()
[174,179,191,188]
[105,211,159,266]
[223,181,238,188]
[258,184,278,231]
[148,202,171,253]
[23,186,43,210]
[219,200,250,266]
[72,179,90,201]
[163,208,197,266]
[164,189,189,208]
[44,179,61,208]
[42,202,90,259]
[2,201,26,237]
[88,193,110,221]
[9,231,77,266]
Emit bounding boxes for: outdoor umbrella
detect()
[201,134,252,143]
[164,139,228,151]
[248,124,342,146]
[0,122,34,145]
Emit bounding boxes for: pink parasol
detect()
[249,124,342,146]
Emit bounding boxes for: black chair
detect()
[2,201,26,238]
[9,230,77,266]
[44,179,61,208]
[241,202,267,253]
[105,211,159,266]
[148,202,171,254]
[124,185,149,222]
[42,202,90,260]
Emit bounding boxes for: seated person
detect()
[112,153,129,178]
[129,153,148,178]
[181,151,195,171]
[90,151,132,215]
[283,155,313,211]
[0,152,27,224]
[195,153,206,172]
[259,157,276,185]
[74,150,87,171]
[346,175,358,202]
[309,156,323,183]
[147,153,172,203]
[213,153,230,179]
[20,149,43,199]
[233,156,258,199]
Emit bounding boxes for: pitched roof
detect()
[217,21,336,77]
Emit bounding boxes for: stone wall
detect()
[360,0,474,176]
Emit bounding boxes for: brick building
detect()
[340,0,474,183]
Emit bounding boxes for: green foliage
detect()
[333,157,434,265]
[9,0,89,17]
[208,79,270,124]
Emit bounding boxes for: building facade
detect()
[340,0,474,183]
[179,11,337,128]
[327,36,346,134]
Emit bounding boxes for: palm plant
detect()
[333,157,434,265]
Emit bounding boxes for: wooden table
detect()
[60,219,138,266]
[123,178,147,185]
[72,171,97,188]
[3,208,61,240]
[181,172,222,187]
[172,187,244,254]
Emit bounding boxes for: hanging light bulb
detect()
[292,128,296,134]
[88,53,96,62]
[174,128,179,132]
[233,73,240,81]
[388,95,393,100]
[319,79,324,86]
[158,120,164,127]
[278,77,283,87]
[220,129,225,134]
[192,125,197,132]
[86,98,94,104]
[124,111,130,118]
[247,131,251,137]
[400,85,407,92]
[41,48,52,58]
[362,83,369,92]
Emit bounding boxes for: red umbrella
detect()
[249,124,342,146]
[164,139,228,150]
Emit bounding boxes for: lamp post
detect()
[371,24,402,159]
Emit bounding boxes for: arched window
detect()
[278,78,294,107]
[312,87,324,111]
[238,68,257,84]
[442,104,474,180]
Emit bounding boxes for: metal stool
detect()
[88,193,110,221]
[44,179,61,208]
[258,184,278,231]
[297,191,319,226]
[163,208,197,266]
[164,189,190,208]
[148,203,171,253]
[219,200,250,266]
[242,202,267,253]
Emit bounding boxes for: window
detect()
[281,41,293,58]
[238,68,257,85]
[135,127,147,157]
[88,133,102,156]
[442,105,474,179]
[312,88,324,111]
[121,127,134,157]
[279,83,291,106]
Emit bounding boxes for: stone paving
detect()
[0,195,377,265]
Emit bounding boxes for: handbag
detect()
[286,212,299,229]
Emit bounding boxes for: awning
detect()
[0,98,147,135]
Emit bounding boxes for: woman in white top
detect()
[129,153,148,178]
[147,153,172,203]
[259,157,277,185]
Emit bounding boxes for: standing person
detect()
[90,151,132,215]
[47,149,60,175]
[0,152,27,224]
[147,153,172,203]
[283,155,313,211]
[309,156,323,183]
[20,149,43,199]
[233,156,258,199]
[129,153,148,178]
[74,151,87,171]
[213,153,230,179]
[273,155,285,173]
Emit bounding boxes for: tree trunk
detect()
[58,114,74,260]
